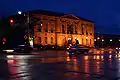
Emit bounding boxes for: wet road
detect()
[1,50,120,80]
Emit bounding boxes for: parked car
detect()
[67,44,89,56]
[14,45,30,53]
[116,46,120,52]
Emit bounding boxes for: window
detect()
[51,37,53,44]
[45,24,48,32]
[82,38,84,44]
[75,26,77,34]
[90,39,91,45]
[86,39,88,45]
[86,31,88,35]
[45,37,47,44]
[51,24,55,33]
[81,24,84,35]
[38,23,42,32]
[90,33,92,35]
[67,24,73,34]
[51,28,54,33]
[39,37,41,44]
[62,25,65,33]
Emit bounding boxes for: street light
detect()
[97,37,100,48]
[119,39,120,42]
[94,39,96,41]
[18,11,22,15]
[97,37,100,40]
[102,39,104,42]
[109,39,112,46]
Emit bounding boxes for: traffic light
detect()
[10,19,14,23]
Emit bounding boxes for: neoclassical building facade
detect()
[31,10,94,47]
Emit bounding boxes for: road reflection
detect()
[5,50,120,80]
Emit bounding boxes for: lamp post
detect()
[97,37,100,48]
[18,11,22,15]
[110,39,112,46]
[94,39,96,47]
[102,39,104,48]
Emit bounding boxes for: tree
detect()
[0,16,10,37]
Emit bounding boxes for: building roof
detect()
[29,9,94,23]
[29,10,65,17]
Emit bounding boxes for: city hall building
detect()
[9,10,94,47]
[30,10,94,47]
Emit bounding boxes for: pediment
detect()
[61,14,80,20]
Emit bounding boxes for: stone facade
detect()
[32,11,94,47]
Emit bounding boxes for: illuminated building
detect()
[8,10,94,47]
[31,10,94,47]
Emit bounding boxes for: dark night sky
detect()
[1,0,120,34]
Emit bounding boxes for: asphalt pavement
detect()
[0,50,120,80]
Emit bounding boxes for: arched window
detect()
[39,37,41,44]
[75,26,77,34]
[38,22,42,32]
[86,39,88,45]
[82,38,84,45]
[90,39,92,45]
[81,24,84,34]
[67,24,73,34]
[45,37,47,44]
[51,37,53,44]
[51,24,54,33]
[45,23,48,32]
[62,25,65,33]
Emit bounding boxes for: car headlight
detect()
[116,48,118,49]
[119,48,120,49]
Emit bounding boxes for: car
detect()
[14,45,30,53]
[2,44,31,54]
[67,44,89,55]
[116,46,120,52]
